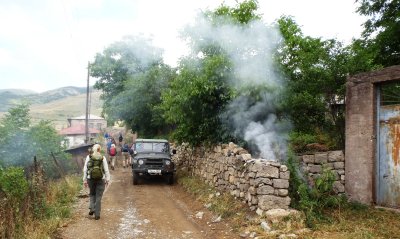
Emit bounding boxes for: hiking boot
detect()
[89,211,94,216]
[95,216,100,220]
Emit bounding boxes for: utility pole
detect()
[85,61,90,144]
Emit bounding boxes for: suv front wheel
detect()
[166,173,174,185]
[132,172,140,185]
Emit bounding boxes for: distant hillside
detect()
[0,89,37,111]
[0,86,92,112]
[26,86,88,104]
[30,90,103,130]
[0,87,103,130]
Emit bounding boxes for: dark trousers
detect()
[88,179,105,217]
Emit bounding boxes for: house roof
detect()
[59,124,101,135]
[68,114,104,120]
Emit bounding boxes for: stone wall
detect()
[299,151,345,194]
[174,142,291,215]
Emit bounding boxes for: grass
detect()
[308,203,400,239]
[177,170,250,231]
[177,172,400,238]
[22,176,81,239]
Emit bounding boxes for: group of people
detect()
[83,131,133,220]
[105,132,132,170]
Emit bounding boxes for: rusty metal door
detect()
[377,82,400,207]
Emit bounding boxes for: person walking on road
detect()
[121,143,131,168]
[83,144,110,220]
[109,143,117,170]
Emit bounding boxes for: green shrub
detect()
[289,132,317,153]
[0,167,29,201]
[287,153,347,227]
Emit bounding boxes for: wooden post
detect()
[85,61,90,144]
[51,152,65,179]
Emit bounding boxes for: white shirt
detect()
[82,154,111,181]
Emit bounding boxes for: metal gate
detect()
[377,82,400,207]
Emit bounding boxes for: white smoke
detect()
[183,14,290,161]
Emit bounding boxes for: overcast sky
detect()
[0,0,366,93]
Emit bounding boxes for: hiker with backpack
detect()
[121,143,130,168]
[109,143,117,170]
[83,143,110,220]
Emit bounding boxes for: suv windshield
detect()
[135,142,169,153]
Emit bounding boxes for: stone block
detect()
[273,179,289,189]
[275,189,289,197]
[308,164,322,173]
[315,153,328,164]
[241,153,252,161]
[302,155,315,163]
[239,183,249,192]
[246,192,252,201]
[256,208,264,216]
[280,171,290,180]
[228,142,237,150]
[249,178,256,186]
[270,161,281,167]
[265,208,291,220]
[280,165,288,172]
[255,164,280,178]
[251,196,258,205]
[324,163,334,170]
[328,150,344,162]
[257,185,275,195]
[334,162,345,169]
[248,186,257,195]
[337,169,345,175]
[254,177,272,186]
[248,172,256,179]
[229,175,235,184]
[333,181,345,193]
[258,195,291,210]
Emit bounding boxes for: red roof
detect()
[59,124,100,135]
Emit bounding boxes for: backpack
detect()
[109,147,117,156]
[88,155,104,180]
[122,144,129,152]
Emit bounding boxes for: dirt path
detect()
[57,166,240,239]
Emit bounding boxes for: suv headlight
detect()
[138,159,144,165]
[165,160,171,166]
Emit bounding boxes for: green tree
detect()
[109,63,176,137]
[161,55,233,145]
[161,0,263,145]
[356,0,400,66]
[91,35,164,125]
[277,16,350,149]
[0,104,71,178]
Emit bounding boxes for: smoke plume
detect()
[184,14,291,161]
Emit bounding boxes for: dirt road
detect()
[57,166,240,239]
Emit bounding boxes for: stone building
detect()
[59,114,106,148]
[67,114,107,130]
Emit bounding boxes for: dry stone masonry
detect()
[299,151,345,194]
[174,142,291,215]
